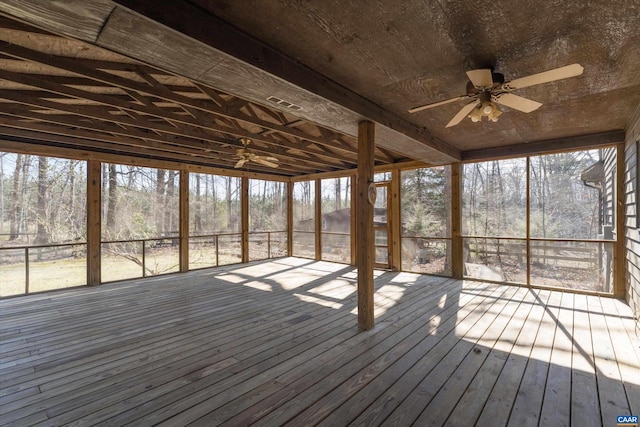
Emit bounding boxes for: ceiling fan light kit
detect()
[411,63,584,127]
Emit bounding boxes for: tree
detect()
[105,164,117,237]
[34,156,49,244]
[9,154,23,240]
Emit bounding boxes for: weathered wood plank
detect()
[1,259,636,426]
[357,121,375,330]
[443,287,539,426]
[601,297,640,416]
[570,294,600,427]
[586,295,630,426]
[379,285,517,426]
[86,160,101,286]
[203,278,468,426]
[539,292,574,427]
[506,290,563,426]
[474,289,552,427]
[166,278,465,426]
[462,131,626,162]
[0,0,114,43]
[450,162,463,279]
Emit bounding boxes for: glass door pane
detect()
[374,183,391,268]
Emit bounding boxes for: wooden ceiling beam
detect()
[461,130,626,162]
[0,41,362,156]
[110,0,460,163]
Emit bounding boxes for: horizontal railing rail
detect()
[0,242,87,295]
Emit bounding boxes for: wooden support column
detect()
[450,162,463,279]
[390,168,402,271]
[287,181,293,257]
[357,120,375,330]
[615,143,626,297]
[179,169,189,272]
[86,159,101,286]
[241,176,249,263]
[315,178,322,260]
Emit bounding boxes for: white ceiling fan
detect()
[409,63,584,127]
[234,138,279,168]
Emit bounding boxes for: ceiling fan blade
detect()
[493,93,542,113]
[503,63,584,90]
[408,95,468,114]
[446,101,479,127]
[234,158,247,168]
[466,69,493,88]
[264,156,279,162]
[254,158,279,168]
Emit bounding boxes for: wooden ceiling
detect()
[0,16,406,177]
[0,0,638,175]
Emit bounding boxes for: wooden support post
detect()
[287,181,293,257]
[357,120,375,330]
[615,143,626,297]
[450,162,463,279]
[315,178,322,261]
[390,168,402,271]
[86,159,101,286]
[179,169,189,272]
[242,176,249,263]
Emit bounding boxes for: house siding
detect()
[624,104,640,317]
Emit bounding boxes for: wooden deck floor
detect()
[1,257,639,426]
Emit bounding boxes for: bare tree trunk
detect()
[210,175,217,230]
[226,176,232,231]
[19,156,30,241]
[165,171,176,234]
[9,154,22,240]
[34,156,49,244]
[0,154,4,234]
[106,164,117,237]
[155,169,166,235]
[194,174,202,233]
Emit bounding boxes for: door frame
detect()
[373,182,392,269]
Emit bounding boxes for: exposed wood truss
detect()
[0,17,406,176]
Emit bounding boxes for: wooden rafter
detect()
[0,41,372,157]
[0,19,407,177]
[0,89,351,171]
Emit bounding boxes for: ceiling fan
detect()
[409,63,584,127]
[234,138,279,168]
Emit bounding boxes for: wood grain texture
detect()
[1,259,638,425]
[104,1,460,163]
[241,176,249,263]
[0,0,115,42]
[462,130,626,162]
[356,121,375,330]
[450,162,463,279]
[179,169,189,273]
[86,159,101,286]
